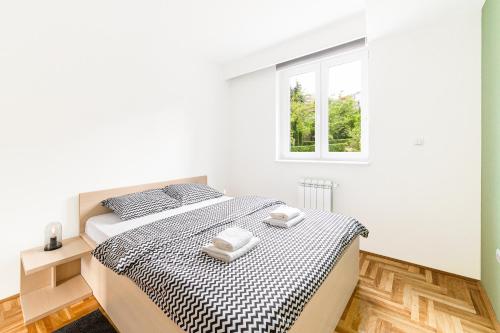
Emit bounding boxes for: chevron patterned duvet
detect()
[92,196,369,333]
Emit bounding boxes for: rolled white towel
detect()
[264,212,306,228]
[202,237,260,263]
[270,206,301,221]
[212,227,253,252]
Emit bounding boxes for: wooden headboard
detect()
[78,175,207,234]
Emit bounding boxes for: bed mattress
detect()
[85,196,232,244]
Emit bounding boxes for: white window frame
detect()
[277,48,369,163]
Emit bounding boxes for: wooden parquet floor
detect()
[335,252,498,333]
[1,252,497,333]
[0,296,101,333]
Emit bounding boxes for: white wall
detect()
[0,2,228,299]
[0,0,482,300]
[226,8,481,278]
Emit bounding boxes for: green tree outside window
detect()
[289,82,361,153]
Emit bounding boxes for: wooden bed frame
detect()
[79,175,359,333]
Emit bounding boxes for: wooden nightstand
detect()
[20,236,92,324]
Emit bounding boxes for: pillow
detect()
[163,183,223,205]
[101,189,181,221]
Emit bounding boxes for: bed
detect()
[79,175,367,333]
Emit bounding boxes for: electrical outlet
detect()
[414,136,425,146]
[497,248,500,264]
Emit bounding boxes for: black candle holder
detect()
[44,238,62,251]
[44,222,63,251]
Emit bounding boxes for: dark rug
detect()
[54,310,117,333]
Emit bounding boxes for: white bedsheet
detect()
[85,196,233,244]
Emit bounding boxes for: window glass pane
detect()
[328,61,362,152]
[289,72,315,152]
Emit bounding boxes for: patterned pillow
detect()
[101,189,181,221]
[163,184,223,205]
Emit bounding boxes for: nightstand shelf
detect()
[20,236,92,324]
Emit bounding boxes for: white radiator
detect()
[297,178,336,212]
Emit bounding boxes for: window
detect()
[278,49,368,162]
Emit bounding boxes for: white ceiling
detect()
[1,0,365,64]
[2,0,486,66]
[90,0,366,64]
[182,0,366,63]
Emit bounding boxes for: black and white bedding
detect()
[101,188,181,220]
[93,196,368,333]
[164,183,224,205]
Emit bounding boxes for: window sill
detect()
[275,159,371,165]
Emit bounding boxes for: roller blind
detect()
[276,37,366,71]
